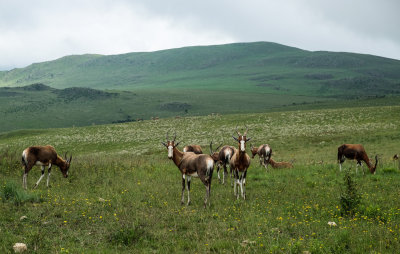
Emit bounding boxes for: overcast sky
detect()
[0,0,399,70]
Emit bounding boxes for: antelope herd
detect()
[20,126,383,208]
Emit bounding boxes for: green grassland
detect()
[2,83,400,134]
[1,42,400,134]
[1,105,400,253]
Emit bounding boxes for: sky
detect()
[0,0,399,70]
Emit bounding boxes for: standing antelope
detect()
[162,133,214,208]
[211,145,235,185]
[183,145,203,154]
[337,144,378,174]
[210,143,231,183]
[230,127,251,199]
[250,143,272,170]
[21,145,72,189]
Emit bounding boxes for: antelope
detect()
[183,145,203,154]
[268,158,293,169]
[337,144,378,174]
[230,127,251,199]
[162,133,214,208]
[393,154,399,160]
[250,143,272,170]
[21,145,72,189]
[210,143,233,184]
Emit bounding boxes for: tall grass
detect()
[0,105,399,253]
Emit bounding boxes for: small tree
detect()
[340,170,361,216]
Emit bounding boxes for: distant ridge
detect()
[1,41,400,97]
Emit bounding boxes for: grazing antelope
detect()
[21,145,72,189]
[250,143,272,170]
[183,145,203,154]
[337,144,378,174]
[230,127,251,199]
[162,133,214,208]
[268,158,293,169]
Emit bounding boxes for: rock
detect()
[13,243,27,253]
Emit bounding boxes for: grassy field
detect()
[1,105,400,253]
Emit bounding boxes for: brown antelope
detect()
[183,145,203,154]
[337,144,378,174]
[268,158,293,169]
[21,145,72,189]
[250,143,272,170]
[162,133,214,208]
[230,127,251,199]
[211,144,235,185]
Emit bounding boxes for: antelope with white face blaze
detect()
[162,133,214,208]
[230,127,251,199]
[21,145,72,189]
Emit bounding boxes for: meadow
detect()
[0,105,400,253]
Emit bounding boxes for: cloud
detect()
[0,0,399,70]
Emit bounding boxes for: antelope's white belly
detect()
[187,172,199,177]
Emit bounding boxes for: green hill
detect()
[1,42,400,97]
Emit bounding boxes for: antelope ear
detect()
[232,135,239,142]
[174,141,181,147]
[161,142,167,147]
[246,137,252,142]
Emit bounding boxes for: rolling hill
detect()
[1,42,400,97]
[1,41,400,133]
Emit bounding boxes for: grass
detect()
[0,105,400,253]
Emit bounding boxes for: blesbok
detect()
[337,144,378,174]
[210,142,233,184]
[162,133,214,208]
[230,127,251,199]
[183,144,203,154]
[250,143,272,170]
[268,158,293,169]
[21,145,72,189]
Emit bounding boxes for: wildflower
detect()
[328,221,337,227]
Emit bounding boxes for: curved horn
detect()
[173,132,177,142]
[166,132,169,141]
[244,125,248,136]
[210,141,213,154]
[64,152,67,160]
[235,126,241,136]
[69,155,72,163]
[216,143,222,151]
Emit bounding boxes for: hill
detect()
[1,42,400,98]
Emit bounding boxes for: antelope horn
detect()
[216,143,222,151]
[244,125,248,136]
[173,132,177,142]
[166,132,169,141]
[236,126,241,136]
[210,141,213,154]
[69,155,73,163]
